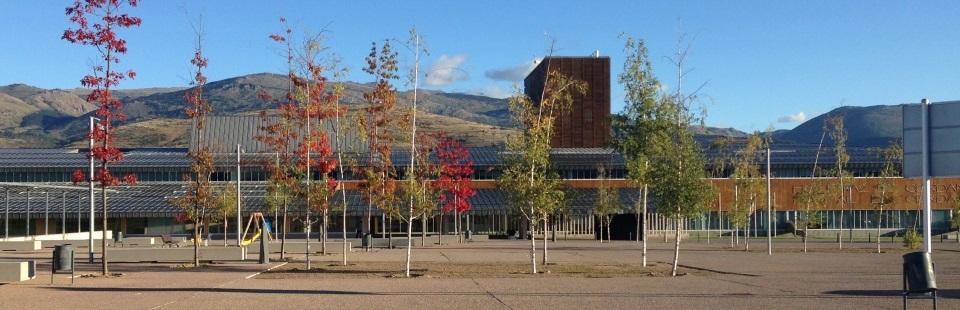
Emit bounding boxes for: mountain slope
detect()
[775,105,903,147]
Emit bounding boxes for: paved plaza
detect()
[0,238,956,309]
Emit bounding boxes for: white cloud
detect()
[777,112,807,123]
[467,85,513,99]
[485,58,541,81]
[424,54,469,86]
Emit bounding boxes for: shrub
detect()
[903,229,921,249]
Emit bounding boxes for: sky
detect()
[2,1,959,132]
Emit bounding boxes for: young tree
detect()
[594,165,621,243]
[499,61,587,274]
[793,178,826,253]
[214,184,239,247]
[611,35,667,266]
[731,133,767,251]
[257,18,300,259]
[825,114,851,249]
[649,34,715,276]
[329,68,351,265]
[436,133,476,245]
[359,39,400,250]
[64,0,141,275]
[871,141,901,253]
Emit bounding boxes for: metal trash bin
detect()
[114,231,123,243]
[53,244,74,273]
[465,230,472,240]
[903,251,937,309]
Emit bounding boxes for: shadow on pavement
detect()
[825,289,960,299]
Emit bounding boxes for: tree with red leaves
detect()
[435,133,476,244]
[358,39,401,249]
[256,18,300,259]
[168,21,213,268]
[295,34,341,269]
[63,0,141,276]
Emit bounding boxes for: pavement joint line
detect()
[245,261,288,280]
[469,277,513,310]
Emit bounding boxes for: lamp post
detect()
[89,116,99,263]
[766,148,795,256]
[236,144,242,247]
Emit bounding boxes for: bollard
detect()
[258,232,269,264]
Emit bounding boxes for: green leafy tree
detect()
[214,184,239,247]
[499,59,587,274]
[793,177,826,253]
[825,114,852,248]
[870,142,901,253]
[646,95,714,276]
[594,165,622,243]
[731,133,767,251]
[612,35,668,266]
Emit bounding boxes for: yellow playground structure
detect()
[240,212,273,246]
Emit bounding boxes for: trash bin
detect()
[363,233,372,248]
[114,231,123,243]
[53,244,74,273]
[465,230,472,240]
[258,232,269,264]
[903,251,937,293]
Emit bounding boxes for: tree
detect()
[329,67,351,265]
[825,114,851,249]
[359,39,400,250]
[649,34,715,276]
[436,133,476,245]
[611,35,667,267]
[214,184,239,247]
[256,17,301,260]
[167,18,214,268]
[731,133,767,251]
[871,141,901,253]
[499,59,587,273]
[793,177,826,253]
[64,0,141,275]
[594,165,621,243]
[293,33,339,269]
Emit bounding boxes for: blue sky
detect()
[2,1,958,131]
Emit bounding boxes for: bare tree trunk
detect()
[438,211,443,246]
[542,216,548,265]
[421,216,427,247]
[322,210,328,256]
[305,212,312,270]
[838,178,844,249]
[877,206,882,254]
[280,199,287,260]
[456,209,462,244]
[405,211,414,277]
[223,219,228,247]
[607,217,612,243]
[102,186,109,275]
[671,214,682,277]
[342,208,347,265]
[529,216,537,274]
[641,184,648,267]
[193,220,200,268]
[388,215,393,249]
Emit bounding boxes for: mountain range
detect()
[0,73,908,149]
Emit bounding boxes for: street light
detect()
[89,116,100,262]
[766,148,795,256]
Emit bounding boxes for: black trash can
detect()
[903,251,937,293]
[465,230,472,240]
[53,244,74,273]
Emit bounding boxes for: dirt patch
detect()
[256,261,685,279]
[77,273,125,278]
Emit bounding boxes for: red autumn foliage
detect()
[435,133,476,213]
[63,0,140,188]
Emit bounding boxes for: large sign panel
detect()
[903,100,960,178]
